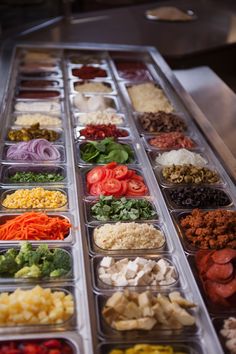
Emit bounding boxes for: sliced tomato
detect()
[120,180,128,195]
[102,168,114,182]
[105,162,117,169]
[127,178,147,195]
[102,178,122,195]
[90,182,104,196]
[87,166,105,184]
[131,173,144,181]
[126,170,135,179]
[113,165,128,180]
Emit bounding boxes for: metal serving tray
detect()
[1,42,235,354]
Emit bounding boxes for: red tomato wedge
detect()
[90,182,104,196]
[113,165,128,180]
[87,166,105,184]
[127,178,147,195]
[102,178,122,195]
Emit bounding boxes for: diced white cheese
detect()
[100,257,114,268]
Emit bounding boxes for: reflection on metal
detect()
[70,15,109,25]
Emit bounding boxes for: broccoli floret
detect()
[41,260,54,277]
[14,264,41,278]
[52,249,71,271]
[50,268,68,278]
[35,244,52,260]
[15,242,34,266]
[5,248,18,259]
[0,251,19,276]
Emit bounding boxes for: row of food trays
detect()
[0,45,235,354]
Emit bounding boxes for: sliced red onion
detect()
[6,139,61,161]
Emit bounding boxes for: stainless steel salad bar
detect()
[0,42,235,354]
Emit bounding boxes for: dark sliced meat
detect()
[195,250,214,274]
[214,277,236,298]
[204,280,230,306]
[206,263,234,282]
[211,248,236,264]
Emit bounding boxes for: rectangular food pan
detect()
[0,212,74,244]
[0,283,78,334]
[0,186,69,212]
[0,164,68,186]
[188,255,236,316]
[83,195,159,225]
[73,112,128,127]
[70,79,117,95]
[162,185,233,211]
[91,254,180,292]
[153,164,225,188]
[75,140,139,167]
[0,331,83,354]
[69,63,112,80]
[5,126,65,144]
[86,222,167,256]
[74,126,131,141]
[171,209,236,254]
[0,244,74,284]
[17,77,63,89]
[1,143,66,164]
[80,165,149,199]
[97,339,205,354]
[70,93,120,113]
[96,289,199,340]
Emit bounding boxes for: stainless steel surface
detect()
[0,42,235,354]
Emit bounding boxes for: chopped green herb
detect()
[9,171,64,183]
[91,195,157,221]
[80,137,134,164]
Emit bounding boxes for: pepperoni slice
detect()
[204,280,230,306]
[195,250,214,274]
[211,249,236,264]
[206,263,234,282]
[214,277,236,298]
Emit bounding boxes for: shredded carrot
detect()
[0,212,72,241]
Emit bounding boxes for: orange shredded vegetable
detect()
[0,212,72,241]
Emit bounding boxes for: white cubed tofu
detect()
[134,257,148,268]
[98,267,106,275]
[125,261,139,279]
[156,259,169,275]
[142,261,155,274]
[99,273,113,285]
[116,258,129,272]
[100,257,114,268]
[136,270,151,286]
[165,267,177,280]
[115,275,129,287]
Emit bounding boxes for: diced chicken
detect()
[123,301,141,319]
[138,291,151,307]
[169,292,196,308]
[106,292,128,314]
[125,261,139,279]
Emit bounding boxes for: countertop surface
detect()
[9,0,236,57]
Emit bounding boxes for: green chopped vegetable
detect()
[9,171,64,183]
[80,137,134,164]
[91,195,157,221]
[0,242,71,279]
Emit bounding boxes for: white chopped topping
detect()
[14,113,62,127]
[94,222,165,250]
[77,110,123,125]
[15,101,61,114]
[155,148,207,166]
[127,82,173,113]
